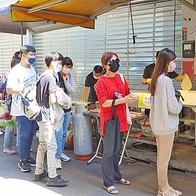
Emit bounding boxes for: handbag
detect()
[105,100,120,131]
[104,100,120,150]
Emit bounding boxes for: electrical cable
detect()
[129,3,136,44]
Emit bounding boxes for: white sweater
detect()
[150,74,182,135]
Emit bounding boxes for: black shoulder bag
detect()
[104,100,120,149]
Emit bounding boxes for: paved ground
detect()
[0,133,196,196]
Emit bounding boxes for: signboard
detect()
[138,93,151,109]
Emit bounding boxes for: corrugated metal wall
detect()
[0,0,182,101]
[33,0,182,101]
[0,33,21,74]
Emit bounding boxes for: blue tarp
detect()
[0,5,10,15]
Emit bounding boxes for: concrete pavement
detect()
[0,134,196,196]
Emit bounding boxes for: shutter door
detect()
[34,0,182,101]
[0,33,21,74]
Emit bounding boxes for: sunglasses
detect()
[108,58,120,65]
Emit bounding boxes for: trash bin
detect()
[72,102,93,160]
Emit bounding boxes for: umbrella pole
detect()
[20,22,23,46]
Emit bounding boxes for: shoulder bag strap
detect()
[110,99,116,119]
[119,73,125,84]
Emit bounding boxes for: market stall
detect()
[82,107,145,165]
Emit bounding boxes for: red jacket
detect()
[96,73,130,135]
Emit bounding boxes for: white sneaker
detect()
[61,153,71,162]
[56,158,62,170]
[3,147,16,155]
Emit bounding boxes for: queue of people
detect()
[0,46,183,195]
[1,46,73,187]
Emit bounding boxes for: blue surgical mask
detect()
[28,56,35,64]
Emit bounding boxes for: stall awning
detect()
[11,0,129,29]
[0,0,130,35]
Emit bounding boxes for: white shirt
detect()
[6,64,37,116]
[150,74,182,135]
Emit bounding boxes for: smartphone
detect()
[115,92,122,99]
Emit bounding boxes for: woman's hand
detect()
[124,94,137,104]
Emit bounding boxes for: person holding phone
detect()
[149,48,183,196]
[96,52,136,194]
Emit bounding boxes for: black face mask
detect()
[109,59,120,73]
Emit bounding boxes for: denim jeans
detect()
[55,111,71,158]
[16,116,37,160]
[62,111,71,151]
[55,125,63,159]
[3,126,14,148]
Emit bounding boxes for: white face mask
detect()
[52,61,61,73]
[93,75,101,80]
[56,64,62,73]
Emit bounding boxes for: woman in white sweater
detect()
[149,48,183,196]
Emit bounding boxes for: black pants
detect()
[102,128,123,187]
[145,109,150,115]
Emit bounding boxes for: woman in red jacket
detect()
[96,52,136,194]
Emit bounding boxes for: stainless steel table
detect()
[83,111,132,165]
[178,90,196,146]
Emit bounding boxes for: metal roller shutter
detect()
[0,33,21,74]
[34,0,182,101]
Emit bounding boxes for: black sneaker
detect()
[33,170,48,181]
[18,160,31,172]
[27,157,36,167]
[46,175,68,187]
